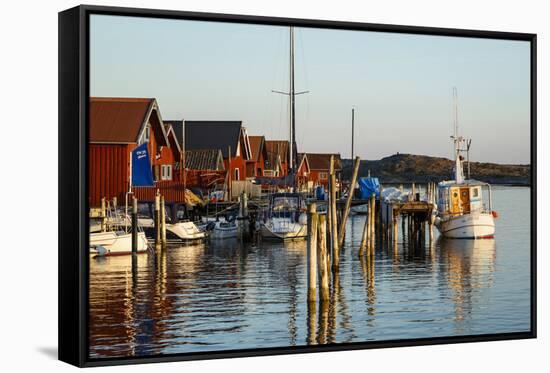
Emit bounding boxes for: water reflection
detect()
[89,188,528,358]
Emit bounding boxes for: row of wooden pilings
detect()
[128,191,168,255]
[306,156,367,304]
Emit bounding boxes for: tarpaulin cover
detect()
[131,143,155,187]
[358,177,380,199]
[315,186,326,200]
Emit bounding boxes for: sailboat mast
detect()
[289,26,296,176]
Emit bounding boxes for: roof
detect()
[164,120,183,148]
[265,140,289,163]
[306,153,342,171]
[248,136,265,161]
[297,153,310,172]
[90,97,169,145]
[185,149,225,171]
[185,121,244,158]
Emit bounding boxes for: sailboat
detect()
[434,88,497,239]
[261,27,308,241]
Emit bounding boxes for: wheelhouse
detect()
[437,181,492,216]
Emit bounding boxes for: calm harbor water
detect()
[89,186,531,358]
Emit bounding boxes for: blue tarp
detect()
[358,177,380,199]
[131,143,155,187]
[315,186,326,200]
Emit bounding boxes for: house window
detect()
[234,168,240,181]
[319,172,328,180]
[139,124,151,145]
[161,165,172,181]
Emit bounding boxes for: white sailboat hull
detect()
[90,231,148,256]
[436,212,495,239]
[261,219,307,240]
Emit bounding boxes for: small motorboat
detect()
[210,220,238,239]
[261,193,307,240]
[89,230,148,256]
[139,217,206,243]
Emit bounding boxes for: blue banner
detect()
[131,143,154,187]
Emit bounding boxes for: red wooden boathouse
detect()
[88,97,185,207]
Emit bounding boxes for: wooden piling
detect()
[359,203,370,256]
[160,195,167,247]
[369,194,375,255]
[330,156,339,271]
[131,197,138,255]
[154,192,161,252]
[338,156,360,248]
[100,197,106,232]
[318,214,330,302]
[307,203,318,303]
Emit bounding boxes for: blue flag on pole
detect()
[131,143,155,187]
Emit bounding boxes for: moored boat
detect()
[261,192,307,240]
[434,88,496,239]
[90,230,149,256]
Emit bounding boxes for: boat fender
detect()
[491,211,499,219]
[95,245,108,256]
[298,213,307,225]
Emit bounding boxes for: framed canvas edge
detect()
[57,4,538,368]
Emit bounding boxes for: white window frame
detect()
[234,168,240,181]
[319,172,328,180]
[161,164,172,181]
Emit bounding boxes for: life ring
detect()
[491,210,499,219]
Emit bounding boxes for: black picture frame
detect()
[58,4,537,368]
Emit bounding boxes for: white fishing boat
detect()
[261,193,307,240]
[90,230,148,256]
[434,88,496,239]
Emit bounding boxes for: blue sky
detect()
[90,15,531,164]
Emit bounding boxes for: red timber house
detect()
[296,153,311,191]
[246,136,267,179]
[88,97,184,207]
[184,121,252,183]
[306,153,342,188]
[264,140,289,177]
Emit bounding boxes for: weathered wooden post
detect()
[160,195,167,247]
[338,156,360,248]
[155,192,161,252]
[112,196,117,210]
[318,214,330,302]
[359,204,370,256]
[307,203,318,303]
[330,156,339,271]
[131,196,138,255]
[411,183,416,202]
[369,194,375,254]
[100,197,106,232]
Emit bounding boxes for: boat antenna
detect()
[466,138,472,179]
[451,87,464,184]
[272,26,309,189]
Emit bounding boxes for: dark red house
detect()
[306,153,342,188]
[246,136,267,178]
[265,140,289,177]
[184,121,252,182]
[89,97,184,206]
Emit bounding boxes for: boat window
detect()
[472,187,479,198]
[272,196,299,211]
